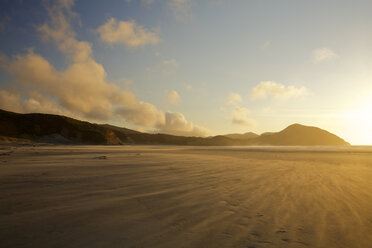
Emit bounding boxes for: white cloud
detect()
[125,0,154,5]
[166,90,180,106]
[97,18,160,48]
[0,90,24,113]
[261,106,272,114]
[232,106,255,127]
[142,0,154,4]
[163,59,179,68]
[311,48,338,63]
[0,90,75,117]
[250,81,307,100]
[37,0,91,63]
[4,50,120,120]
[158,111,209,136]
[168,0,192,20]
[226,93,242,106]
[0,0,207,137]
[223,93,256,127]
[162,59,179,74]
[115,100,165,127]
[146,59,179,75]
[260,41,271,50]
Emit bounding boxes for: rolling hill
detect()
[245,124,350,146]
[221,132,259,140]
[0,109,350,146]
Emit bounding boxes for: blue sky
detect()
[0,0,372,144]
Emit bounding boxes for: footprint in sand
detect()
[0,151,12,156]
[276,227,287,234]
[93,156,107,159]
[250,231,261,237]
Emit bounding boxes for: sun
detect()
[356,102,372,125]
[346,98,372,145]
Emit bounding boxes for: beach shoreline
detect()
[1,145,372,247]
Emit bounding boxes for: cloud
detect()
[125,0,154,5]
[158,111,209,136]
[0,15,10,33]
[162,59,179,74]
[166,90,180,106]
[0,0,207,137]
[163,59,179,68]
[37,0,91,63]
[115,100,165,127]
[97,18,160,48]
[260,41,271,50]
[4,50,118,119]
[127,0,192,20]
[250,81,307,100]
[226,93,242,106]
[142,0,154,4]
[168,0,192,20]
[311,48,338,63]
[0,90,24,113]
[223,93,256,127]
[0,90,74,116]
[146,59,179,75]
[231,106,255,126]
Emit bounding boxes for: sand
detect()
[1,145,372,248]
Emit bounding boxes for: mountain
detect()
[0,109,122,144]
[222,132,259,140]
[260,132,276,136]
[0,109,350,146]
[246,124,350,146]
[99,124,141,134]
[0,109,233,145]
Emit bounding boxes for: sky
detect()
[0,0,371,145]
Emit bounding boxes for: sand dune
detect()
[1,145,372,247]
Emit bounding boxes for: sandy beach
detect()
[1,145,372,248]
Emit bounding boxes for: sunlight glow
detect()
[345,99,372,145]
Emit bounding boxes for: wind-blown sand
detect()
[1,145,372,248]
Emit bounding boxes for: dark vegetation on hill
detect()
[221,132,259,140]
[245,124,350,146]
[0,109,350,146]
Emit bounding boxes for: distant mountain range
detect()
[0,109,350,146]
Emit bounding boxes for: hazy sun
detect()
[346,99,372,145]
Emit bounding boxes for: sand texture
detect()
[1,145,372,248]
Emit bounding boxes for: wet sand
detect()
[1,145,372,248]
